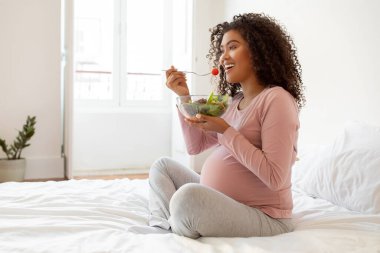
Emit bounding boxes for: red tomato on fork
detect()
[211,68,219,76]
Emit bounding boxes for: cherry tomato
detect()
[211,68,219,76]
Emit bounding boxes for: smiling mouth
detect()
[224,64,235,72]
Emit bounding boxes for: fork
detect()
[162,70,211,76]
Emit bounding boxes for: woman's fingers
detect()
[184,114,229,133]
[166,66,186,81]
[166,72,186,89]
[167,72,186,83]
[165,66,189,95]
[184,117,206,127]
[165,66,176,79]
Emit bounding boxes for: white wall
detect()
[0,0,64,179]
[73,110,171,173]
[222,0,380,151]
[191,0,226,96]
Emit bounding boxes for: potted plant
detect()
[0,116,36,182]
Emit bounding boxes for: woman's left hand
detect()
[185,114,230,134]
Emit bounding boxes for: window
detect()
[73,0,172,108]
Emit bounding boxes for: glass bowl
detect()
[176,94,231,118]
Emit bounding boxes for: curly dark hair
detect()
[207,13,306,108]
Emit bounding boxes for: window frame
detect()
[73,0,176,111]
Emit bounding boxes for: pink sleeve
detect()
[219,92,299,191]
[177,109,218,155]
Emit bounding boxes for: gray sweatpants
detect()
[148,156,293,239]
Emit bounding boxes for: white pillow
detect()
[293,121,380,214]
[292,145,330,188]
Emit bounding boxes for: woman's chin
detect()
[225,71,239,83]
[226,76,238,84]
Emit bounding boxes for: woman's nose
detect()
[219,51,229,64]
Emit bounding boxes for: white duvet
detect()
[0,179,379,253]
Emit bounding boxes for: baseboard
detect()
[73,168,149,177]
[24,157,65,180]
[23,178,66,182]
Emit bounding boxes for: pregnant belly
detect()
[200,148,270,205]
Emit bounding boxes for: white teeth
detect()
[224,64,235,70]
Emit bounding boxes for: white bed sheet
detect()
[0,179,379,253]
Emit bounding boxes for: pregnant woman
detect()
[146,12,305,238]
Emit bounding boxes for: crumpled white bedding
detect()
[0,179,379,253]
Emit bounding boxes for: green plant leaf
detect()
[0,115,37,160]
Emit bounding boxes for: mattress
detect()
[0,178,379,253]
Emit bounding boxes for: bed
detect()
[0,122,379,253]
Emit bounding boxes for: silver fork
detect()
[161,70,211,76]
[126,70,211,76]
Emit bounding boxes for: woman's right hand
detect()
[165,66,189,96]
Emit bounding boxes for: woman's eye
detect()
[229,45,237,50]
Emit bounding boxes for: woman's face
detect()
[218,29,254,84]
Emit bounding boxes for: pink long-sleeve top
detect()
[178,86,299,218]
